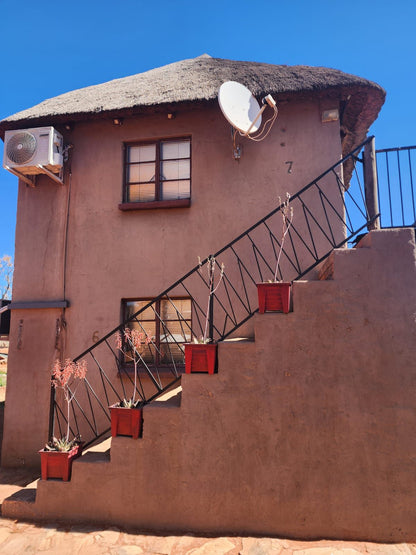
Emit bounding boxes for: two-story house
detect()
[2,56,414,541]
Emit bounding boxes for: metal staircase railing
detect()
[51,136,379,447]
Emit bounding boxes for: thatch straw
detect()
[0,55,385,156]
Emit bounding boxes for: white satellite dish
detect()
[218,81,278,159]
[218,81,263,135]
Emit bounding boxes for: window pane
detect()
[160,300,176,321]
[160,159,190,181]
[128,144,156,163]
[127,162,155,184]
[161,140,190,160]
[133,324,155,364]
[160,299,191,320]
[160,319,191,343]
[177,299,192,319]
[161,180,190,200]
[125,300,143,319]
[159,317,188,364]
[128,183,156,202]
[127,323,155,345]
[125,301,155,321]
[121,318,156,364]
[160,342,185,363]
[159,301,191,361]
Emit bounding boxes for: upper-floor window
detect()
[123,138,191,207]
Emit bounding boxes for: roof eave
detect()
[0,83,385,159]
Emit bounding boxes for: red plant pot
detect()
[257,282,292,314]
[109,404,143,439]
[184,343,217,374]
[39,443,83,481]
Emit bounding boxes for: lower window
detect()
[123,297,192,365]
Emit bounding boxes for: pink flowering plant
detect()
[46,358,88,452]
[115,327,152,408]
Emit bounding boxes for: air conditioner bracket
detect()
[36,165,64,185]
[4,166,36,188]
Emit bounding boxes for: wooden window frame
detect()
[121,297,192,369]
[119,137,191,210]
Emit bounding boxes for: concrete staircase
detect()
[3,229,416,543]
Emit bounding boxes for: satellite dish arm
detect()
[245,98,278,142]
[242,104,268,137]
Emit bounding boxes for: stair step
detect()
[222,336,254,343]
[76,450,110,464]
[316,247,372,282]
[2,484,38,520]
[84,433,112,454]
[318,253,335,280]
[151,385,182,407]
[4,486,36,504]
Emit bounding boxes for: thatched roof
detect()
[0,55,385,155]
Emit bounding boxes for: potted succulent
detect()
[39,358,87,481]
[185,255,224,374]
[257,193,294,313]
[110,327,152,439]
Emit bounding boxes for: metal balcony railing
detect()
[376,145,416,228]
[51,136,379,447]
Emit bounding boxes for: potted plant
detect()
[110,327,152,439]
[39,358,87,481]
[257,193,294,313]
[185,255,224,374]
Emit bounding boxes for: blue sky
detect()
[1,0,415,259]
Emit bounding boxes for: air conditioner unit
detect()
[3,126,63,175]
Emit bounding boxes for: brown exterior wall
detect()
[4,229,416,542]
[2,97,343,466]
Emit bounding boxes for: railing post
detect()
[363,137,380,230]
[48,385,55,440]
[208,256,215,342]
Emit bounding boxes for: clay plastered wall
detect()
[63,100,341,353]
[13,99,341,353]
[4,98,342,466]
[29,229,416,542]
[249,229,416,540]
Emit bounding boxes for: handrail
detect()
[52,136,378,446]
[376,144,416,227]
